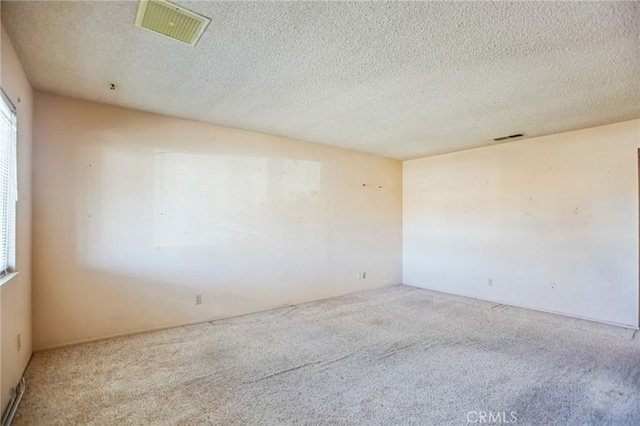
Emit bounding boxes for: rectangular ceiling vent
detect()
[493,133,524,142]
[135,0,210,47]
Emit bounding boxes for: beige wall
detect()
[32,92,402,349]
[404,120,640,327]
[0,24,33,410]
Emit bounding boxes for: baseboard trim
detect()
[35,283,401,352]
[403,283,640,330]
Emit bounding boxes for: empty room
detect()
[0,0,639,424]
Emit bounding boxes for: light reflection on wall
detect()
[153,152,268,247]
[77,146,325,274]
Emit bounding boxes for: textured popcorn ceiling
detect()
[2,1,639,159]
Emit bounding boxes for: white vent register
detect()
[135,0,210,47]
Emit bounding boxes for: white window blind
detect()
[0,90,17,277]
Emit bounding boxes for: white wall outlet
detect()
[550,283,557,292]
[488,279,493,287]
[356,273,362,280]
[17,333,21,351]
[195,294,202,305]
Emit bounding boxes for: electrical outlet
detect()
[195,294,202,305]
[488,279,493,287]
[550,283,556,292]
[356,273,362,280]
[362,272,366,279]
[17,333,21,351]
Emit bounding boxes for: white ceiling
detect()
[2,0,639,159]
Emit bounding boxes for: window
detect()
[0,90,17,277]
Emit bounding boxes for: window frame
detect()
[0,88,17,278]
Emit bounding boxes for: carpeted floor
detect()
[14,285,640,425]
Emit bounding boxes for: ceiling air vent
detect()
[135,0,210,47]
[493,133,524,142]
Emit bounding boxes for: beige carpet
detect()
[14,285,640,425]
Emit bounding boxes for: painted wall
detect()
[32,92,402,349]
[404,120,640,327]
[0,24,33,410]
